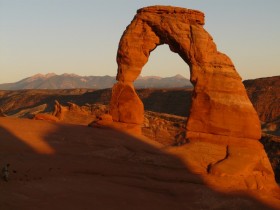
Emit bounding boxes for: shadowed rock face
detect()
[110,5,261,140]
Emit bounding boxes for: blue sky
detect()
[0,0,279,83]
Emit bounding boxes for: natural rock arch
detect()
[110,5,261,140]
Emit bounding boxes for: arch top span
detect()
[111,5,261,141]
[137,5,205,25]
[116,5,235,83]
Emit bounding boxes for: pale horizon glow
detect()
[0,0,279,83]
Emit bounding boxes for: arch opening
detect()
[140,44,190,81]
[135,43,193,117]
[135,44,193,145]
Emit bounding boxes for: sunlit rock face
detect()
[110,5,261,140]
[109,6,280,192]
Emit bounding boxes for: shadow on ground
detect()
[0,117,278,210]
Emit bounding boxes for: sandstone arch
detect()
[110,5,261,140]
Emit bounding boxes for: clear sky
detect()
[0,0,279,83]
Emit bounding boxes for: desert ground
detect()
[0,117,279,210]
[0,76,279,209]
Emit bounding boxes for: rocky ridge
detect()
[0,73,192,90]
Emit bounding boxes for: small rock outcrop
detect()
[33,113,59,122]
[34,100,109,125]
[52,100,67,120]
[0,108,7,117]
[34,100,66,122]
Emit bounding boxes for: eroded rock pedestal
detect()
[108,6,278,193]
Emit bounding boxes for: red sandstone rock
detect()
[52,100,67,120]
[108,5,278,193]
[97,114,113,122]
[24,5,272,196]
[0,108,6,117]
[3,117,279,209]
[110,82,144,124]
[89,114,113,128]
[33,113,59,122]
[110,5,261,140]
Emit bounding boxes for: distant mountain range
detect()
[0,73,192,90]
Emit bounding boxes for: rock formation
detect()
[52,100,66,120]
[110,5,261,140]
[244,76,280,123]
[34,100,66,122]
[33,100,108,125]
[109,6,278,192]
[33,113,60,122]
[0,108,7,117]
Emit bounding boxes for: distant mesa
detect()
[0,73,192,90]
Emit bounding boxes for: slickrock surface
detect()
[0,118,280,210]
[29,100,279,197]
[110,5,261,140]
[29,100,280,185]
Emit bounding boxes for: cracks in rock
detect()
[207,145,229,174]
[189,25,195,61]
[113,83,128,122]
[215,145,230,164]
